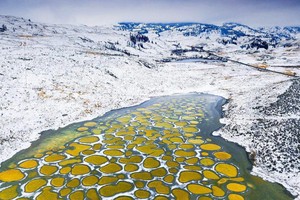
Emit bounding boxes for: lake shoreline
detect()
[0,93,295,199]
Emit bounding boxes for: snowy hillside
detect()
[1,15,300,198]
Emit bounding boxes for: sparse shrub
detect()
[243,38,269,50]
[129,33,149,47]
[0,24,7,32]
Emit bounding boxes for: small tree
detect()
[0,24,7,32]
[130,33,137,45]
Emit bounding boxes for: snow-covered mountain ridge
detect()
[1,15,300,52]
[119,21,300,38]
[118,22,300,49]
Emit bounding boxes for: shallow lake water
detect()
[174,58,219,63]
[0,93,293,200]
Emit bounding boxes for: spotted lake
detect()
[0,94,293,200]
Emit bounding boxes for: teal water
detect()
[174,58,218,63]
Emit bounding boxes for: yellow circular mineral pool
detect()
[19,160,38,169]
[228,194,245,200]
[66,178,80,188]
[200,143,221,151]
[178,171,202,183]
[50,177,65,187]
[143,157,160,168]
[99,163,122,174]
[134,190,151,199]
[187,184,212,194]
[44,154,66,162]
[78,136,99,143]
[203,170,220,180]
[84,155,108,165]
[227,183,247,192]
[172,188,190,199]
[71,164,90,175]
[215,163,238,178]
[0,185,18,199]
[0,169,24,182]
[25,178,47,193]
[124,163,139,172]
[99,181,134,197]
[82,175,99,186]
[39,165,58,176]
[151,167,167,177]
[214,151,232,160]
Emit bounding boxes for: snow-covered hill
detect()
[118,22,300,49]
[1,15,300,198]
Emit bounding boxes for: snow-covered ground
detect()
[1,15,300,198]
